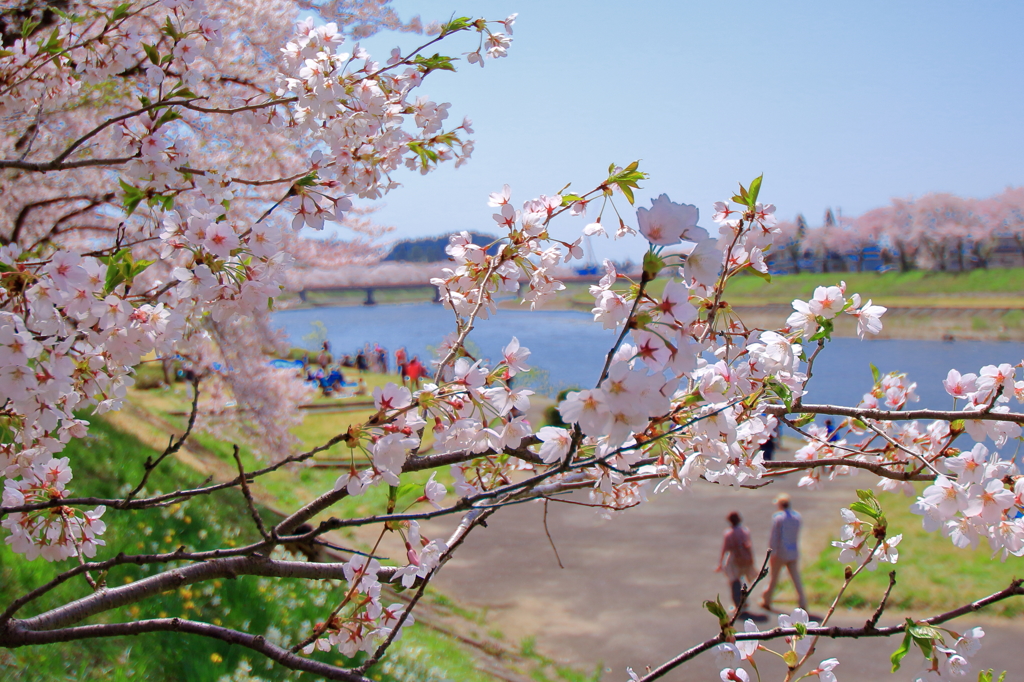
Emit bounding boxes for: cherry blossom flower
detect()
[810,658,839,682]
[536,427,572,464]
[502,337,531,376]
[684,238,724,287]
[636,195,706,245]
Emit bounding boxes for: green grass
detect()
[801,488,1024,617]
[0,417,496,682]
[657,267,1024,307]
[556,267,1024,311]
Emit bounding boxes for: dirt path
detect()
[421,467,1024,681]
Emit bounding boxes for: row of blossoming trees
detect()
[774,188,1024,273]
[1,1,1023,681]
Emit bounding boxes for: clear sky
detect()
[335,0,1024,262]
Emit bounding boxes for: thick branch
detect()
[766,404,1024,425]
[1,617,371,682]
[12,555,400,631]
[638,579,1024,682]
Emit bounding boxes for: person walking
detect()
[395,346,407,381]
[404,356,426,389]
[761,493,807,611]
[715,511,757,615]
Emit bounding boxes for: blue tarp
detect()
[269,358,304,369]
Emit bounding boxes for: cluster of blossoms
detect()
[1,457,105,561]
[713,609,839,682]
[712,608,984,682]
[0,3,516,563]
[831,500,902,570]
[914,627,986,682]
[786,282,887,341]
[333,335,535,499]
[299,552,413,657]
[912,443,1023,555]
[4,3,1024,677]
[548,190,889,499]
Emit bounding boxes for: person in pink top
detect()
[715,511,756,614]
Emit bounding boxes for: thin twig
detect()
[729,549,772,626]
[866,570,897,631]
[542,499,564,569]
[232,445,270,541]
[119,374,200,508]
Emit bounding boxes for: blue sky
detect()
[334,0,1024,262]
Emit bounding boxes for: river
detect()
[273,302,1024,413]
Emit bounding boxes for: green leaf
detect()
[141,42,160,66]
[20,18,40,38]
[870,362,880,384]
[393,482,422,508]
[163,16,179,40]
[156,109,181,127]
[891,629,913,672]
[793,413,815,428]
[412,53,457,74]
[619,183,635,205]
[745,264,771,282]
[119,179,144,217]
[167,87,197,99]
[148,194,174,212]
[294,172,319,188]
[439,16,474,36]
[561,194,583,204]
[102,249,131,294]
[748,175,763,206]
[848,501,879,519]
[702,597,729,624]
[111,3,131,21]
[809,317,834,342]
[40,27,62,55]
[766,378,793,411]
[850,489,882,519]
[783,650,799,668]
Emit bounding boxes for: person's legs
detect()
[786,560,808,610]
[761,556,783,609]
[730,579,743,610]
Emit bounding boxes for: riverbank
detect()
[280,268,1024,342]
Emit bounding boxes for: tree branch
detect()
[1,617,372,682]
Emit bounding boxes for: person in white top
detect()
[761,493,808,611]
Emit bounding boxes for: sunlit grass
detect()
[0,415,506,682]
[800,487,1024,617]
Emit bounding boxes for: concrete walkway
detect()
[422,469,1024,681]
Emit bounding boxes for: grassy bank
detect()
[521,267,1024,341]
[791,487,1024,617]
[0,415,503,682]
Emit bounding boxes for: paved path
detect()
[422,469,1024,681]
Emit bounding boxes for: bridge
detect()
[293,268,636,306]
[297,281,443,305]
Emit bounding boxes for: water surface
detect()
[273,303,1024,411]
